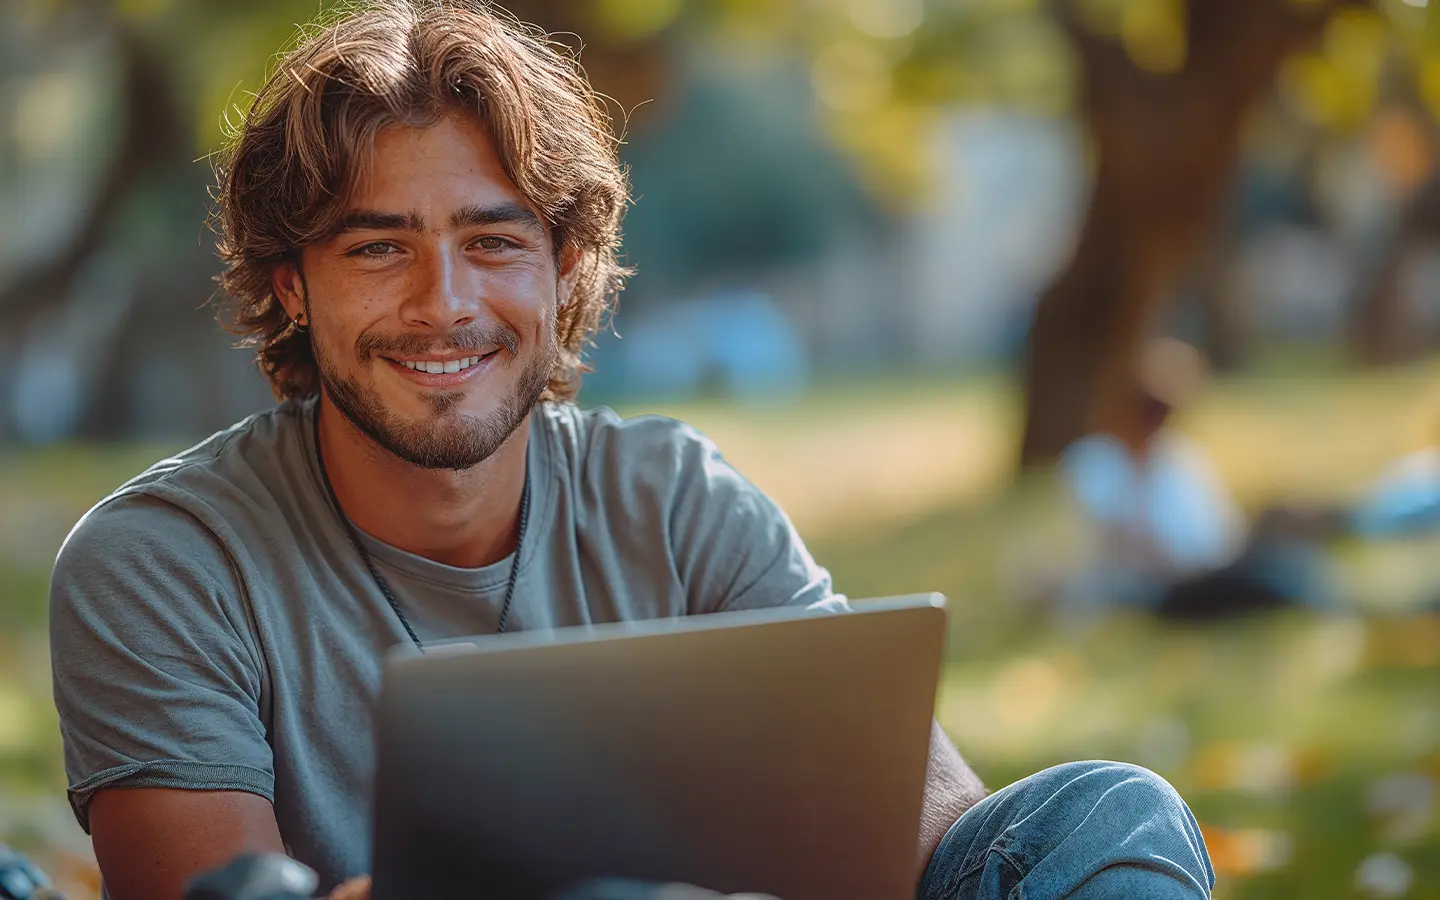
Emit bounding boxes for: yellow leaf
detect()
[1121,0,1187,74]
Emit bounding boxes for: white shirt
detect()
[1059,431,1244,605]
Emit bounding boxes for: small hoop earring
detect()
[294,315,308,332]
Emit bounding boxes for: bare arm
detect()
[89,788,286,900]
[917,721,987,876]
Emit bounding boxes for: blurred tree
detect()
[0,0,307,329]
[1018,0,1440,465]
[1346,71,1440,365]
[506,0,1438,465]
[0,0,315,439]
[619,60,879,297]
[0,6,187,332]
[6,0,1439,449]
[0,0,862,326]
[1018,0,1374,467]
[1352,166,1440,363]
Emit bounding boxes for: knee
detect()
[1045,760,1187,809]
[920,761,1214,900]
[1021,761,1203,850]
[1048,761,1212,880]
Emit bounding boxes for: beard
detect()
[314,318,555,471]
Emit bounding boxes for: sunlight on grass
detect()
[2,358,1438,898]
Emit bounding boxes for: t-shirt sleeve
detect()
[660,422,846,616]
[49,493,274,832]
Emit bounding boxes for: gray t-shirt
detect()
[49,398,841,889]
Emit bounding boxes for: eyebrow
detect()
[449,202,545,235]
[332,202,545,237]
[335,210,424,234]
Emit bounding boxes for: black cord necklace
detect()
[312,407,531,649]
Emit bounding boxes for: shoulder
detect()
[535,402,779,538]
[535,405,839,614]
[537,402,725,492]
[50,449,271,676]
[56,490,221,565]
[110,402,306,502]
[53,403,307,589]
[49,489,253,682]
[51,491,238,623]
[539,402,715,463]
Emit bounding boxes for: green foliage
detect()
[17,0,1434,212]
[113,0,324,151]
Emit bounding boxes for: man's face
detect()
[276,113,574,470]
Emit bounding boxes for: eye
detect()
[474,236,519,252]
[348,241,401,258]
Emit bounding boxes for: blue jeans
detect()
[565,761,1214,900]
[919,761,1214,899]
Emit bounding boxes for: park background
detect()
[3,0,1440,896]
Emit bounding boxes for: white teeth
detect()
[400,356,484,373]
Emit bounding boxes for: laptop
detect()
[370,594,949,900]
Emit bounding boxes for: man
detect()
[1056,338,1337,620]
[1057,338,1244,614]
[48,2,1215,899]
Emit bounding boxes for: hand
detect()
[328,876,371,899]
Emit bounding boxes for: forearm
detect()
[917,721,987,875]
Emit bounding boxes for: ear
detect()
[555,245,582,310]
[272,259,307,324]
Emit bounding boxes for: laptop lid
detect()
[371,594,948,900]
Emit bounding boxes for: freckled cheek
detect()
[313,267,388,317]
[485,268,554,341]
[314,270,406,356]
[337,268,417,322]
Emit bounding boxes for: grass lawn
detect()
[3,357,1439,898]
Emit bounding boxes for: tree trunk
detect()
[1193,233,1249,373]
[0,23,186,330]
[1019,0,1345,467]
[1350,163,1440,365]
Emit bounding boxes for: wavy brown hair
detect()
[214,0,629,402]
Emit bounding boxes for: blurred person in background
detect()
[1350,415,1440,539]
[1057,338,1247,615]
[1341,402,1440,611]
[1057,338,1344,620]
[44,2,1215,900]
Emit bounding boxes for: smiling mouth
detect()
[387,351,498,375]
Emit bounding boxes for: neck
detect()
[314,397,531,569]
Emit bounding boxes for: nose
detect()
[398,246,480,330]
